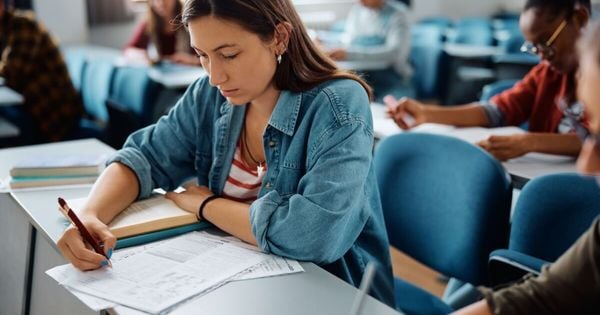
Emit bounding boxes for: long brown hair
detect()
[180,0,373,99]
[146,0,185,56]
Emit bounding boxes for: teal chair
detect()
[374,133,513,314]
[479,79,517,103]
[81,59,115,123]
[105,66,160,148]
[489,173,600,285]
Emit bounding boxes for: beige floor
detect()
[390,246,447,298]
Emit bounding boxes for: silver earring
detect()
[277,54,282,64]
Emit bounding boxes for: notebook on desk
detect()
[66,194,211,249]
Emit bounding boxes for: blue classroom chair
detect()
[80,59,115,123]
[375,133,513,314]
[489,173,600,285]
[479,79,517,103]
[105,66,160,147]
[410,24,446,100]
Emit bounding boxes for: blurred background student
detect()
[0,0,83,144]
[321,0,412,102]
[454,20,600,315]
[124,0,199,65]
[387,0,591,161]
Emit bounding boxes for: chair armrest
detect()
[488,249,549,287]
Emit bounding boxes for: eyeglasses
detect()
[520,20,567,58]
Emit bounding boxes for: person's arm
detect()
[165,185,257,245]
[452,301,493,315]
[478,133,582,161]
[57,78,211,270]
[385,97,490,129]
[56,163,138,270]
[344,6,409,64]
[455,219,600,315]
[123,20,151,63]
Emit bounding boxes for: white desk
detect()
[0,86,24,106]
[147,63,206,89]
[371,105,577,188]
[443,43,502,59]
[2,139,400,315]
[0,139,114,315]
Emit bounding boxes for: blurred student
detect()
[57,0,395,307]
[124,0,199,65]
[0,0,83,143]
[454,19,600,315]
[387,0,590,161]
[324,0,412,101]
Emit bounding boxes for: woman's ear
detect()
[273,22,292,55]
[572,5,590,31]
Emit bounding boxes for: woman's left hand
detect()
[477,134,530,161]
[165,185,214,214]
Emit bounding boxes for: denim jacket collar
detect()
[267,89,302,136]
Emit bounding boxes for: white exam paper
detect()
[58,231,268,314]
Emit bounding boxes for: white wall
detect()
[33,0,88,45]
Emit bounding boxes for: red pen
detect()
[58,197,110,262]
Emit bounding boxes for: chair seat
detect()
[394,278,453,315]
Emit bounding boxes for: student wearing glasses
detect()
[57,0,395,307]
[454,20,600,315]
[386,0,590,161]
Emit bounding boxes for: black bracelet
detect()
[197,195,219,221]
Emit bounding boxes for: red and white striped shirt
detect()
[222,144,267,203]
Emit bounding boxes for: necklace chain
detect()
[242,123,265,169]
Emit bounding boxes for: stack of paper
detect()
[47,231,303,314]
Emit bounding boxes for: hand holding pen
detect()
[57,197,116,270]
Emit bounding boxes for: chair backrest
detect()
[63,49,87,91]
[449,18,494,46]
[510,173,600,262]
[480,79,518,102]
[374,133,512,285]
[410,24,446,99]
[80,59,115,122]
[109,66,159,125]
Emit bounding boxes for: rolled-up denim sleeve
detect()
[106,79,207,199]
[250,120,373,264]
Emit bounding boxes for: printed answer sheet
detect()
[58,231,268,314]
[47,231,304,314]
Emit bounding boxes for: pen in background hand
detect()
[58,197,110,262]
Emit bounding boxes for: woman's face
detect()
[576,50,600,175]
[520,7,586,74]
[188,16,278,106]
[359,0,385,9]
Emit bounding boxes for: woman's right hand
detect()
[384,96,428,129]
[57,216,116,271]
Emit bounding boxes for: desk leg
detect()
[0,193,31,315]
[29,233,99,315]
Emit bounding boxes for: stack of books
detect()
[9,154,106,189]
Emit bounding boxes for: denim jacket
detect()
[108,77,395,307]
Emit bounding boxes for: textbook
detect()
[10,154,106,177]
[66,194,209,243]
[9,175,98,189]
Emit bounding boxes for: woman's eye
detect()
[223,53,238,60]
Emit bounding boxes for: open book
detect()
[66,194,203,240]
